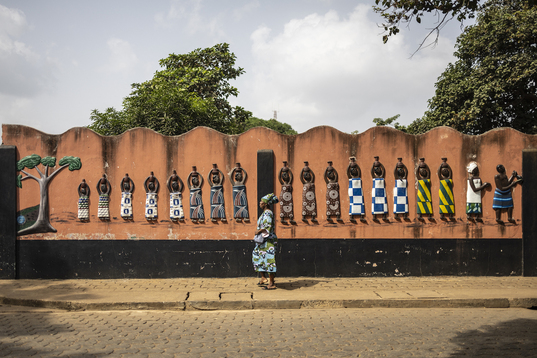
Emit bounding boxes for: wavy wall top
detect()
[3,124,535,240]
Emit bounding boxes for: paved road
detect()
[1,306,536,357]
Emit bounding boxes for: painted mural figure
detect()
[77,179,90,221]
[229,163,249,222]
[187,166,205,223]
[347,157,365,222]
[144,172,160,221]
[371,156,388,220]
[167,170,185,221]
[466,162,491,220]
[416,158,432,219]
[208,163,226,222]
[493,164,523,223]
[300,161,317,222]
[438,158,454,219]
[96,174,111,220]
[393,158,409,218]
[278,161,295,224]
[324,161,341,220]
[120,173,134,220]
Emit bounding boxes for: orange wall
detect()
[3,124,535,241]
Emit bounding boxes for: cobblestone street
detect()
[1,307,536,357]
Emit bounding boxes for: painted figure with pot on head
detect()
[208,163,226,222]
[144,171,160,221]
[300,161,317,222]
[120,173,134,220]
[371,156,387,220]
[77,179,90,221]
[187,166,205,222]
[466,162,490,220]
[393,158,408,218]
[230,163,249,222]
[167,170,184,221]
[347,157,364,222]
[438,158,454,219]
[416,158,432,219]
[324,161,341,220]
[278,161,295,224]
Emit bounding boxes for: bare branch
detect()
[34,166,45,179]
[410,12,453,57]
[48,164,69,181]
[20,170,39,182]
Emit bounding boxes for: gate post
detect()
[0,145,17,279]
[257,150,274,218]
[522,149,537,276]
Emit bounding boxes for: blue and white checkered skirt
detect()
[372,178,388,214]
[348,178,364,215]
[393,179,408,214]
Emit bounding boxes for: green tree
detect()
[374,0,535,48]
[372,114,407,132]
[244,117,298,135]
[88,43,252,136]
[409,1,537,134]
[374,0,480,45]
[88,108,131,136]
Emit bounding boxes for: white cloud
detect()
[101,38,139,74]
[245,5,456,133]
[0,4,36,61]
[0,4,55,97]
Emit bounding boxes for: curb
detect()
[3,296,536,311]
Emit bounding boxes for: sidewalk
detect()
[0,277,536,311]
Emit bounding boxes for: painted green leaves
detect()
[41,156,56,167]
[16,154,82,188]
[17,154,41,171]
[58,156,82,171]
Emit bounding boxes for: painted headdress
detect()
[467,162,478,174]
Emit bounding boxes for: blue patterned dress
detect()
[252,209,277,273]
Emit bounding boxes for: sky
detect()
[0,0,467,137]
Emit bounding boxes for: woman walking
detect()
[253,193,279,290]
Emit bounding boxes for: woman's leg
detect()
[259,272,268,284]
[268,273,276,288]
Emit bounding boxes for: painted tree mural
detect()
[16,154,82,236]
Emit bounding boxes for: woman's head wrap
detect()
[467,162,478,174]
[261,193,279,204]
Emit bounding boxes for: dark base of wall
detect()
[16,239,522,279]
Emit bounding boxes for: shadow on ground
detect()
[276,279,328,291]
[449,316,537,356]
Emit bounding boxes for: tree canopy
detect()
[243,117,298,135]
[374,0,535,49]
[372,114,406,131]
[407,0,537,135]
[88,43,298,136]
[88,43,252,136]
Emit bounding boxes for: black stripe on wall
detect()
[17,239,521,279]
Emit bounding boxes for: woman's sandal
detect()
[262,285,277,290]
[257,281,268,286]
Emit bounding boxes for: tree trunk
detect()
[17,177,56,236]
